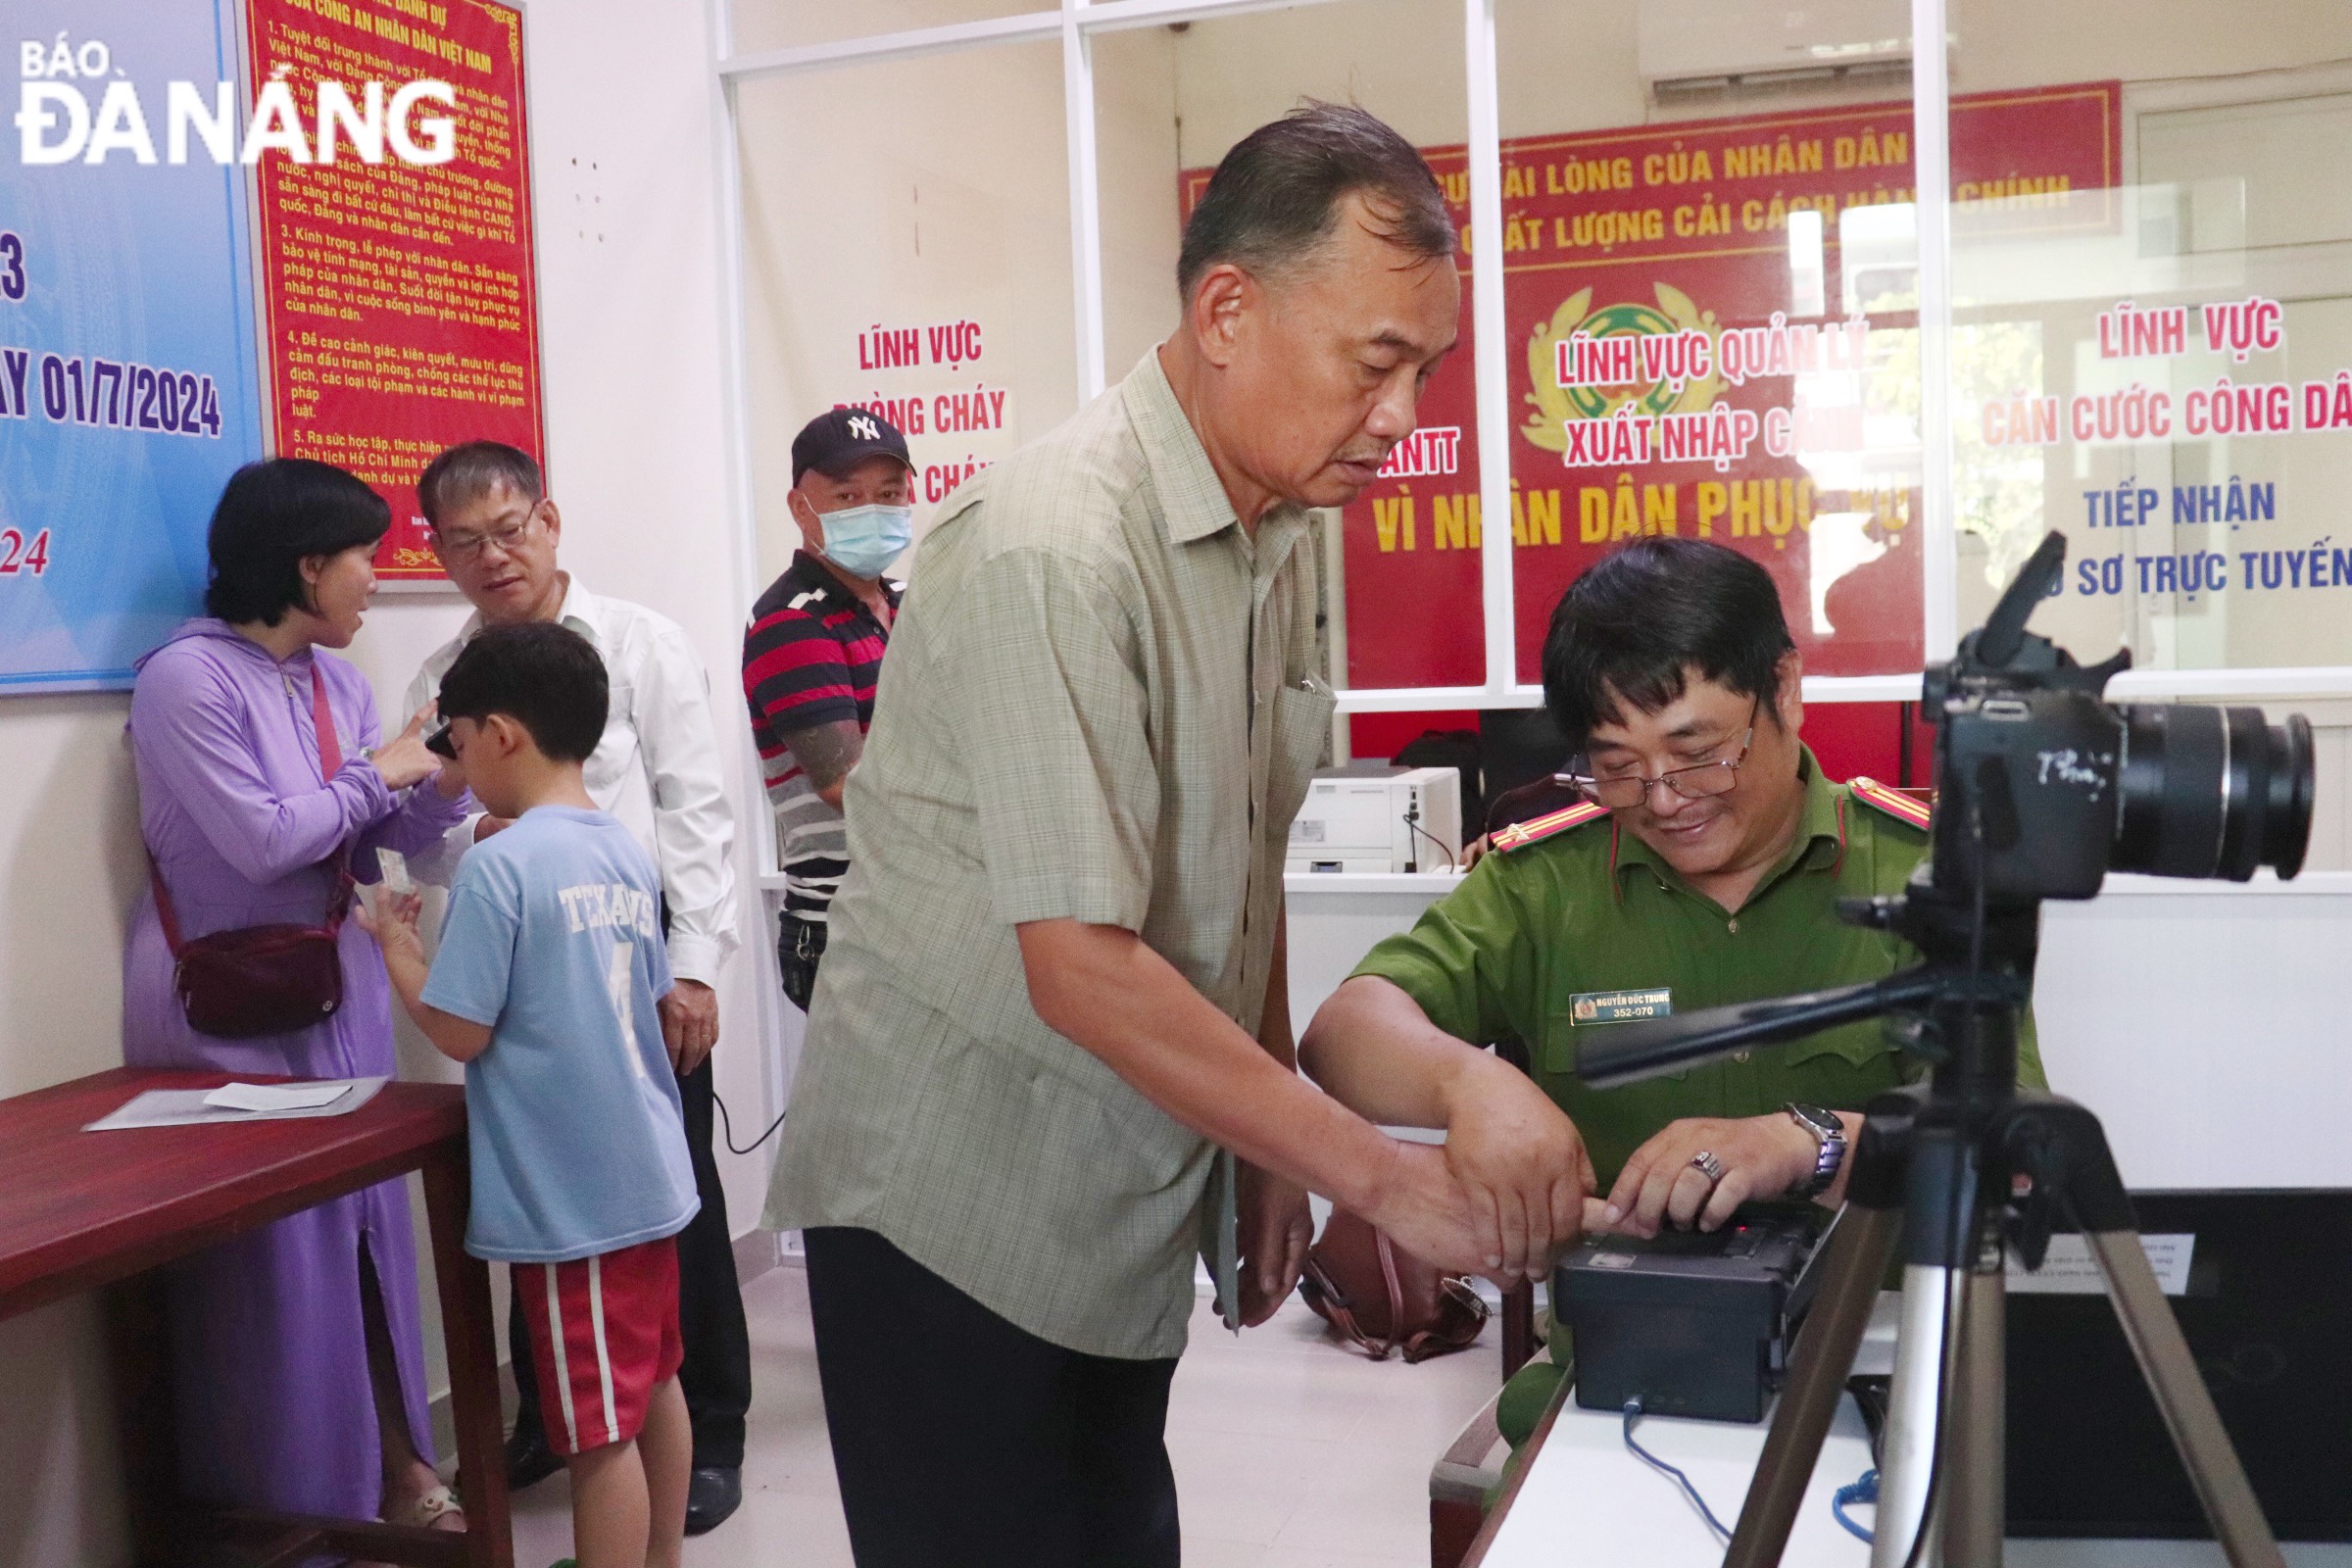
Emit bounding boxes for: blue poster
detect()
[0,0,266,691]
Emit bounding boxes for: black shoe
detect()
[505,1428,563,1492]
[683,1465,742,1536]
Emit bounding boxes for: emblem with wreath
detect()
[1522,284,1725,454]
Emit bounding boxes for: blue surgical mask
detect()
[816,503,913,580]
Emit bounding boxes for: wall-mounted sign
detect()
[247,0,545,582]
[0,0,268,692]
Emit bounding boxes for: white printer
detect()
[1287,762,1463,875]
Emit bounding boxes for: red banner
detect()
[1184,82,2119,688]
[248,0,545,581]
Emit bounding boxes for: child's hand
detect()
[357,887,425,956]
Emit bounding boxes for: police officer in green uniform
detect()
[1299,538,2042,1431]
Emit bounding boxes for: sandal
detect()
[384,1483,466,1531]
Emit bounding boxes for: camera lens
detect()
[2112,706,2314,881]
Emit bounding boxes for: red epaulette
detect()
[1490,799,1608,853]
[1847,775,1933,832]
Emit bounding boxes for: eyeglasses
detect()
[1567,700,1758,810]
[431,504,544,564]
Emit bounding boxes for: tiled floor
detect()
[505,1262,1502,1568]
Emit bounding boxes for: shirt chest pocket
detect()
[1540,1007,1690,1083]
[1262,676,1337,833]
[1777,1020,1908,1103]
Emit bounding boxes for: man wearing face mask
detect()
[741,409,912,1009]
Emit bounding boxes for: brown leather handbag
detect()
[1298,1208,1489,1363]
[149,662,355,1039]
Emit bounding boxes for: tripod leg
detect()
[2086,1230,2285,1568]
[1724,1204,1902,1568]
[1938,1261,2006,1568]
[1873,1264,1962,1568]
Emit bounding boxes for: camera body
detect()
[1932,684,2123,901]
[1919,533,2312,905]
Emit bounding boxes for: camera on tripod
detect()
[1926,529,2313,904]
[1580,530,2319,1568]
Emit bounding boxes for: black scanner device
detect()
[1555,1203,1836,1423]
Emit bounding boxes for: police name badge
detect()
[1568,988,1673,1025]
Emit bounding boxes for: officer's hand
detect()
[1601,1113,1819,1238]
[1438,1051,1596,1283]
[1234,1159,1313,1327]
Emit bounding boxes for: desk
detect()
[0,1068,510,1568]
[1453,1293,2352,1567]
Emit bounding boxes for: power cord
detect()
[1400,806,1457,872]
[1834,1467,1880,1543]
[712,1090,787,1156]
[1621,1399,1733,1543]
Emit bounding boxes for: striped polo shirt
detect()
[741,551,899,921]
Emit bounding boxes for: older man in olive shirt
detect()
[766,106,1585,1568]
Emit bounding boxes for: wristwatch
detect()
[1784,1102,1848,1198]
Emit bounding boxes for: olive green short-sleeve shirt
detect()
[1350,750,2045,1190]
[764,350,1334,1360]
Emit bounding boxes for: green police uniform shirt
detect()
[1348,747,2046,1192]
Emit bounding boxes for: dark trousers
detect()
[805,1226,1181,1568]
[509,1056,752,1466]
[778,911,826,1012]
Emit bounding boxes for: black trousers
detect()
[805,1227,1181,1568]
[509,1055,752,1466]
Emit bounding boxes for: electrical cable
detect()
[1833,1468,1880,1544]
[712,1090,787,1156]
[1621,1400,1733,1544]
[1402,810,1457,872]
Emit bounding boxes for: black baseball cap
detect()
[792,408,913,486]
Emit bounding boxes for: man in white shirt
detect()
[405,441,750,1534]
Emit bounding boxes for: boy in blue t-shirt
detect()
[365,621,698,1568]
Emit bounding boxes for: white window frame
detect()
[710,0,2352,710]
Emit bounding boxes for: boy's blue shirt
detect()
[422,804,699,1263]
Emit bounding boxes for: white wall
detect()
[0,2,766,1561]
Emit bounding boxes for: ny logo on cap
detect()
[848,416,881,441]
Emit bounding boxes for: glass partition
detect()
[732,44,1078,596]
[727,0,1052,59]
[1094,3,1477,695]
[1496,0,1925,686]
[1946,3,2352,682]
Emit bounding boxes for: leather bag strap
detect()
[147,659,353,950]
[1300,1254,1395,1362]
[310,662,357,931]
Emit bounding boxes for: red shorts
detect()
[516,1237,683,1456]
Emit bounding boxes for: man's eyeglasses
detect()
[1566,700,1758,810]
[430,504,544,564]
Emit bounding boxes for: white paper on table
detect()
[203,1081,355,1112]
[2005,1232,2195,1296]
[85,1077,388,1131]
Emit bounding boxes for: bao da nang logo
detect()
[16,36,455,167]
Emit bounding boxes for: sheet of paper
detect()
[203,1081,354,1112]
[85,1077,388,1131]
[375,847,413,896]
[2006,1232,2195,1297]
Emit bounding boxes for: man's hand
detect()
[659,979,719,1076]
[1437,1051,1596,1281]
[1599,1112,1818,1238]
[1234,1159,1313,1327]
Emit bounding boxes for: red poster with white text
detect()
[247,0,545,580]
[1184,82,2119,688]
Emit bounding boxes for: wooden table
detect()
[0,1068,511,1568]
